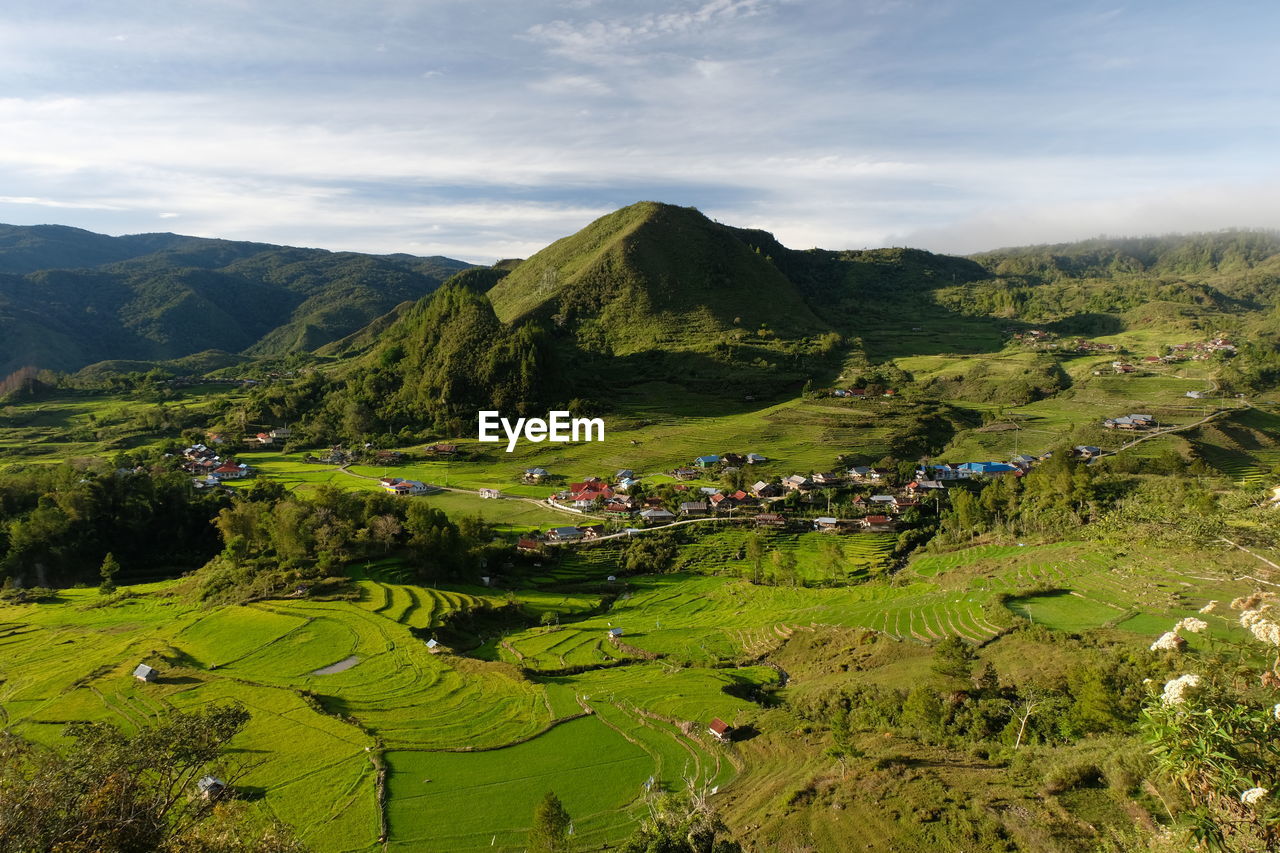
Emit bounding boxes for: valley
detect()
[1,209,1279,851]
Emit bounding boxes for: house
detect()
[721,453,746,467]
[679,501,709,517]
[569,477,607,492]
[1104,414,1155,431]
[892,497,919,510]
[479,488,501,499]
[710,493,736,510]
[548,526,584,542]
[616,477,640,491]
[426,443,459,455]
[1074,445,1103,459]
[708,718,732,741]
[861,515,896,532]
[694,455,722,469]
[869,495,896,505]
[517,536,542,552]
[269,427,291,440]
[672,467,700,481]
[608,627,624,639]
[426,639,441,653]
[1010,454,1037,467]
[523,467,550,482]
[751,481,782,499]
[374,450,406,463]
[579,525,604,540]
[196,776,226,800]
[603,501,636,517]
[957,462,1018,477]
[919,463,963,481]
[813,516,845,532]
[385,479,429,496]
[616,469,634,480]
[746,453,767,464]
[698,487,721,496]
[847,465,874,481]
[212,462,250,480]
[570,487,614,508]
[812,472,843,486]
[133,663,157,682]
[640,508,676,522]
[783,474,812,491]
[754,513,786,528]
[253,432,273,446]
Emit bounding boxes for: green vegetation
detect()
[2,211,1280,851]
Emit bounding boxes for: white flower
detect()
[1175,617,1209,634]
[1151,632,1186,652]
[1160,673,1203,706]
[1241,787,1268,806]
[1273,703,1280,722]
[1199,601,1218,614]
[1239,610,1280,646]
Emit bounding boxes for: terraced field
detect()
[1188,407,1280,485]
[674,528,897,582]
[0,535,1262,850]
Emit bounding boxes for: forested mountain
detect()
[7,210,1280,426]
[0,224,472,375]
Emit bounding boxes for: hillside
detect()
[0,224,473,375]
[488,201,830,353]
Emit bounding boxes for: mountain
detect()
[487,201,831,355]
[0,224,473,375]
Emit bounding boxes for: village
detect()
[502,443,1125,551]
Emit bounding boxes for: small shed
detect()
[426,639,441,653]
[708,718,732,741]
[608,628,624,639]
[197,776,227,800]
[133,663,157,682]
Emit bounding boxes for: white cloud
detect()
[0,195,125,210]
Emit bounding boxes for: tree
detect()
[98,551,119,594]
[931,636,977,682]
[0,702,301,853]
[622,791,741,853]
[529,791,572,853]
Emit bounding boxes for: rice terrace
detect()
[2,208,1280,852]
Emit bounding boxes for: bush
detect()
[1041,758,1104,795]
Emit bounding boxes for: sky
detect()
[1,0,1277,263]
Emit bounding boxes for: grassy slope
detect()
[487,202,829,356]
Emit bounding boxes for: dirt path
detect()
[336,465,600,518]
[1088,405,1243,463]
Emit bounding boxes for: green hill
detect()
[0,224,474,375]
[488,201,830,354]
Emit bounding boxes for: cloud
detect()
[0,1,1274,262]
[895,180,1280,255]
[0,195,125,210]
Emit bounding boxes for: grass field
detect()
[1186,407,1280,485]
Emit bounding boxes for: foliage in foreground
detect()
[0,702,303,853]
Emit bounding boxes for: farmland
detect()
[0,531,1262,850]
